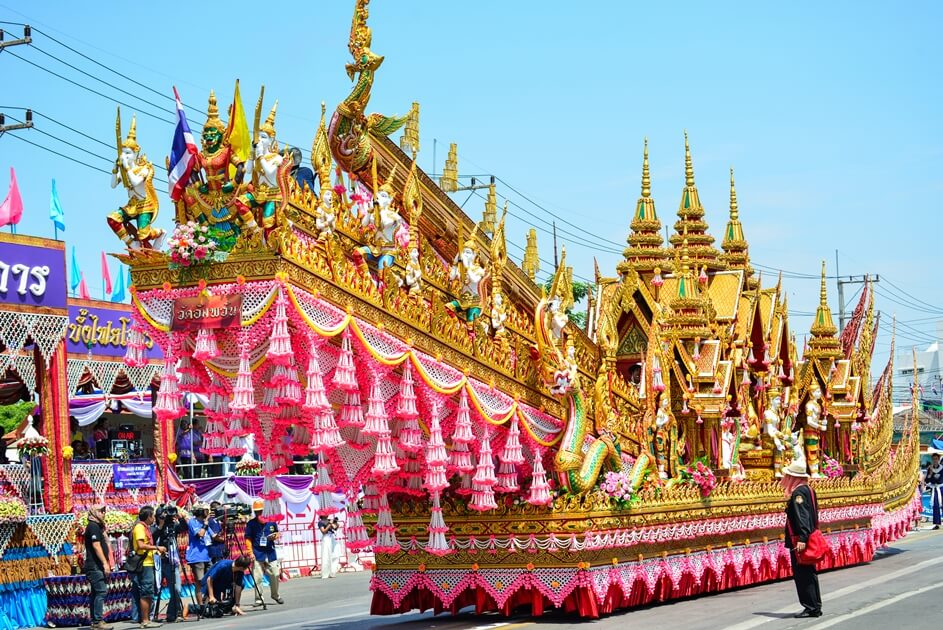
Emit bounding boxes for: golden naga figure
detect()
[108,109,163,248]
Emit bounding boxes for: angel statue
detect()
[652,395,675,479]
[764,394,789,477]
[352,166,403,277]
[445,229,488,327]
[244,95,291,234]
[315,188,338,240]
[108,111,164,248]
[399,247,422,296]
[490,291,508,336]
[804,386,827,478]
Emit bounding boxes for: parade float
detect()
[113,0,919,618]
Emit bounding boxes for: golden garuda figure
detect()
[109,109,163,248]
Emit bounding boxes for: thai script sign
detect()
[171,293,242,331]
[67,301,163,359]
[0,238,67,309]
[112,462,157,489]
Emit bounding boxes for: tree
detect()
[543,280,595,326]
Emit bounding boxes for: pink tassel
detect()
[224,434,246,458]
[450,440,475,473]
[362,484,379,514]
[456,471,473,496]
[123,323,147,368]
[499,416,525,465]
[425,410,448,465]
[266,290,293,365]
[453,389,474,443]
[395,361,420,420]
[344,505,370,551]
[363,373,389,436]
[230,352,256,414]
[289,424,312,456]
[312,456,340,516]
[397,417,422,453]
[496,460,519,492]
[315,409,344,451]
[374,492,399,553]
[339,389,365,428]
[193,328,219,361]
[303,348,331,412]
[426,491,451,555]
[469,481,498,511]
[472,431,497,486]
[527,451,553,506]
[424,460,449,492]
[331,327,358,391]
[402,456,423,493]
[372,432,400,476]
[274,364,302,405]
[153,355,185,420]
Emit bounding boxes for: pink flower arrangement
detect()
[682,459,717,497]
[18,435,49,458]
[600,471,634,504]
[167,221,218,269]
[822,455,844,479]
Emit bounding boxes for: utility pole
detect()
[837,273,880,333]
[0,110,34,133]
[553,221,559,269]
[0,25,32,51]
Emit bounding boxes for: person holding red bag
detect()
[782,453,823,618]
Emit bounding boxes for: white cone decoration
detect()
[332,327,358,391]
[340,390,365,428]
[470,431,498,511]
[374,492,399,553]
[426,491,451,556]
[230,353,256,414]
[345,503,370,552]
[312,455,340,516]
[303,348,331,412]
[496,460,519,493]
[425,411,448,465]
[527,450,553,506]
[193,328,220,361]
[363,375,389,436]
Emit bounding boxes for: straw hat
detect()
[782,449,810,478]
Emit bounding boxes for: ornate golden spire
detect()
[121,114,140,152]
[665,227,712,338]
[721,167,756,287]
[400,102,420,154]
[522,228,540,281]
[619,138,668,277]
[439,143,459,192]
[260,100,278,138]
[204,90,225,132]
[481,181,497,236]
[669,131,723,272]
[807,260,841,359]
[311,102,332,191]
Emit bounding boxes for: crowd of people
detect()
[83,499,287,629]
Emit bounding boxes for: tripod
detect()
[220,518,267,611]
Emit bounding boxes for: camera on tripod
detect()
[154,503,184,548]
[213,503,252,521]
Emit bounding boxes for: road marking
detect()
[723,554,943,630]
[806,580,943,629]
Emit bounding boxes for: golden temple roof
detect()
[704,270,744,321]
[620,139,668,276]
[721,168,756,288]
[668,133,725,272]
[807,260,842,359]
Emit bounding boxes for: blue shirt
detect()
[185,517,211,563]
[207,517,224,560]
[201,560,245,597]
[243,517,278,563]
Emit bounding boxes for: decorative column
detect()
[42,339,72,513]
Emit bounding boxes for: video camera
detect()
[212,502,252,520]
[154,504,185,549]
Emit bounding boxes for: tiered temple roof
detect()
[620,139,668,276]
[668,133,725,272]
[721,168,757,289]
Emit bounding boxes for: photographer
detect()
[153,505,188,623]
[317,515,340,579]
[185,503,213,608]
[207,501,225,565]
[201,555,252,617]
[130,506,166,628]
[244,501,284,605]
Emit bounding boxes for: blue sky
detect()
[1,1,941,396]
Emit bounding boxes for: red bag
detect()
[787,490,827,565]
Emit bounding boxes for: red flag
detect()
[0,167,24,228]
[101,251,113,296]
[78,272,91,300]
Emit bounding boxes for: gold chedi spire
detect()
[439,142,459,192]
[522,228,540,281]
[807,260,841,359]
[619,138,668,277]
[665,228,712,338]
[400,102,420,154]
[481,181,497,236]
[669,131,724,272]
[204,90,225,132]
[721,168,756,287]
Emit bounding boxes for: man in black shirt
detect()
[782,454,822,618]
[84,504,113,630]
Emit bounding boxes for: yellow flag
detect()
[227,79,251,177]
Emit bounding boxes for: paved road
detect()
[97,525,943,630]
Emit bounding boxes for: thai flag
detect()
[168,87,199,201]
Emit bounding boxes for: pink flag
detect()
[78,272,91,300]
[101,251,113,296]
[0,167,24,228]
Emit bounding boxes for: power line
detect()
[5,133,112,175]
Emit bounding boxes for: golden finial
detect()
[641,137,651,199]
[482,181,497,236]
[523,228,540,281]
[440,142,459,192]
[729,168,739,221]
[819,260,828,305]
[312,101,332,190]
[378,164,398,197]
[400,102,420,154]
[122,115,140,152]
[684,130,694,188]
[260,99,278,138]
[205,90,225,132]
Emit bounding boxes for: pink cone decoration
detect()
[425,411,448,466]
[290,423,312,456]
[266,290,293,365]
[397,417,422,453]
[526,450,553,506]
[363,373,389,436]
[339,390,365,428]
[395,361,419,419]
[469,480,497,511]
[402,456,423,493]
[499,416,525,465]
[374,492,399,553]
[332,327,358,391]
[470,431,498,511]
[303,349,331,412]
[456,471,473,496]
[362,484,379,514]
[312,456,340,516]
[193,328,219,361]
[124,323,147,368]
[345,503,370,551]
[153,355,185,420]
[496,460,519,493]
[274,364,302,405]
[259,380,279,414]
[424,459,449,492]
[453,389,474,443]
[450,440,474,474]
[224,434,246,458]
[230,352,256,414]
[426,491,451,556]
[315,409,344,451]
[177,351,203,393]
[372,432,400,476]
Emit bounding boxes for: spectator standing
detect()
[185,504,213,608]
[782,456,822,618]
[926,453,943,529]
[244,500,283,605]
[130,506,165,628]
[317,515,338,579]
[84,505,113,630]
[175,420,204,479]
[289,147,316,191]
[201,556,252,616]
